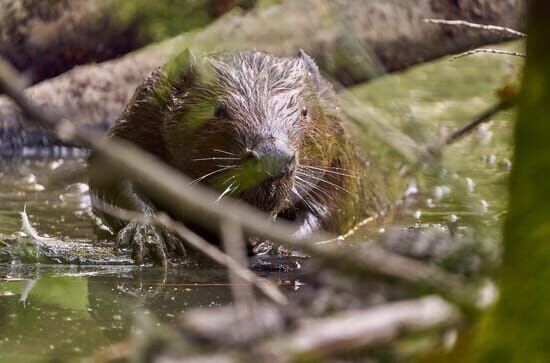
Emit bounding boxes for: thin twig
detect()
[221,221,266,343]
[445,102,510,146]
[221,220,257,308]
[426,101,512,158]
[423,18,526,38]
[452,48,526,60]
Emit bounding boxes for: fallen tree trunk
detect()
[0,0,252,84]
[0,0,525,154]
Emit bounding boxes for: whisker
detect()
[295,175,334,201]
[296,171,352,195]
[299,162,353,172]
[189,165,235,185]
[292,186,313,210]
[215,182,236,204]
[294,183,325,213]
[213,149,239,157]
[221,175,236,184]
[325,166,354,171]
[299,165,359,178]
[193,157,240,162]
[305,184,335,203]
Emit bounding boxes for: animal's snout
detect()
[245,140,296,179]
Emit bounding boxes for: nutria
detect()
[89,49,385,265]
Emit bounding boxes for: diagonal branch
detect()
[423,18,526,38]
[445,101,510,145]
[452,48,526,60]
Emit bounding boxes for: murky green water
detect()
[0,41,523,362]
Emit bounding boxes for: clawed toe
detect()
[115,222,183,266]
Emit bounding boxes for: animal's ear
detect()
[164,48,196,87]
[298,49,321,88]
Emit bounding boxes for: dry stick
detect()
[221,221,268,344]
[422,19,526,61]
[444,101,510,146]
[94,202,288,306]
[0,57,475,309]
[427,101,512,157]
[422,18,527,38]
[177,296,461,363]
[221,221,257,306]
[452,48,526,60]
[259,296,460,362]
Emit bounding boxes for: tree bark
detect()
[0,0,526,154]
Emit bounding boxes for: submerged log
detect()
[0,0,525,154]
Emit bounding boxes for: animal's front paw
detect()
[116,222,186,266]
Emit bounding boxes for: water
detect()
[0,266,231,362]
[0,41,523,362]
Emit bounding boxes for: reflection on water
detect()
[0,41,522,362]
[0,264,305,362]
[0,269,227,361]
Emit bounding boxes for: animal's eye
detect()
[214,104,226,118]
[301,107,308,117]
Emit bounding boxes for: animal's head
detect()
[160,49,343,214]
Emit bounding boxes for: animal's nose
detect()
[246,140,296,178]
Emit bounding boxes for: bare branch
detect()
[423,18,526,38]
[176,296,461,363]
[452,48,526,60]
[425,101,513,158]
[221,220,257,308]
[445,101,510,146]
[261,296,460,361]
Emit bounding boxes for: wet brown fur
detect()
[102,50,374,235]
